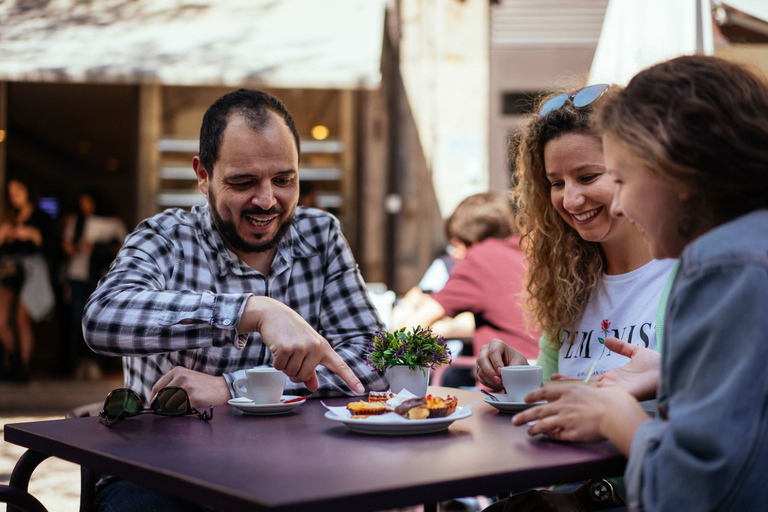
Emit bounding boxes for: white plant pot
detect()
[387,365,429,397]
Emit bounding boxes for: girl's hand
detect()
[476,338,528,390]
[592,337,660,401]
[511,383,648,455]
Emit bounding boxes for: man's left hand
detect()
[151,367,231,408]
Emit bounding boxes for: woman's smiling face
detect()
[604,135,688,259]
[544,133,631,244]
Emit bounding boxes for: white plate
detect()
[228,395,307,415]
[324,406,473,435]
[483,395,545,413]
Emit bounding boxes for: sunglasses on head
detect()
[98,387,213,427]
[539,83,610,117]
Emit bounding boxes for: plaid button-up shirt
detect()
[83,205,387,403]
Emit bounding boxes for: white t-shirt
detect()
[64,215,128,281]
[558,258,675,380]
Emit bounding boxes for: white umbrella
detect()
[589,0,714,86]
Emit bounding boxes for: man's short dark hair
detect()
[198,89,301,174]
[446,192,515,246]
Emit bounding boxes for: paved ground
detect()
[0,378,121,512]
[1,412,82,512]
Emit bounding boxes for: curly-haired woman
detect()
[477,85,675,391]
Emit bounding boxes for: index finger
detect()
[511,401,549,426]
[477,349,503,378]
[512,386,572,426]
[603,337,638,357]
[319,345,365,394]
[523,383,579,405]
[151,369,177,401]
[487,349,508,376]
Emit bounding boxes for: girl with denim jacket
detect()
[513,55,768,512]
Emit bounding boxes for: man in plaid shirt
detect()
[83,88,387,408]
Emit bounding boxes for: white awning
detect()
[589,0,714,86]
[0,0,387,89]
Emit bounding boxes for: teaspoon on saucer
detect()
[480,389,500,402]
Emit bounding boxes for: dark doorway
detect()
[7,82,138,226]
[5,82,139,377]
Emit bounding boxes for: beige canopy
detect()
[0,0,386,89]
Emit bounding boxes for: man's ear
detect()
[192,156,209,195]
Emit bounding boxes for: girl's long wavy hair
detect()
[511,90,606,343]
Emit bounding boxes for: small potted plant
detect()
[365,326,451,396]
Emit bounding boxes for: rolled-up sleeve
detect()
[83,221,252,356]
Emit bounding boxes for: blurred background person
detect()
[413,211,468,295]
[393,192,538,387]
[394,192,496,339]
[0,177,58,382]
[61,188,128,380]
[298,180,326,211]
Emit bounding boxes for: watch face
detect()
[589,480,613,502]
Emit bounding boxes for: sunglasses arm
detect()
[192,406,213,421]
[98,408,131,427]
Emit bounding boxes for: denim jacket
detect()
[626,209,768,511]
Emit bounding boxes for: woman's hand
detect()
[12,225,43,246]
[511,383,648,455]
[476,338,528,390]
[592,337,660,401]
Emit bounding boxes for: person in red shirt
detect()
[393,192,539,377]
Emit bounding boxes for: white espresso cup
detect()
[500,365,543,402]
[233,367,287,404]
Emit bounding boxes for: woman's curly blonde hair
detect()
[510,91,607,344]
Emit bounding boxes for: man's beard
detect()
[208,188,294,254]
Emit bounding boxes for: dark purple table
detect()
[3,387,625,512]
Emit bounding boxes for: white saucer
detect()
[228,395,307,415]
[483,395,545,414]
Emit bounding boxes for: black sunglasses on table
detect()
[99,386,213,427]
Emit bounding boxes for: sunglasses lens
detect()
[572,84,609,109]
[539,93,569,116]
[153,388,190,415]
[106,390,141,420]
